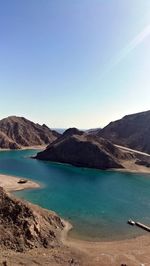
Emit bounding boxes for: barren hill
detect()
[0,116,60,149]
[95,110,150,154]
[0,187,83,265]
[35,129,130,170]
[0,186,64,252]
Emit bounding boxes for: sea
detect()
[0,149,150,241]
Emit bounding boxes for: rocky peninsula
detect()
[35,128,130,170]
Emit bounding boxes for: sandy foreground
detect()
[0,174,40,192]
[60,220,150,266]
[1,219,149,266]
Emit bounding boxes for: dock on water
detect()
[128,219,150,232]
[135,221,150,232]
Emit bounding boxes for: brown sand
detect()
[0,145,46,151]
[0,217,149,266]
[0,174,40,192]
[120,159,150,174]
[61,221,150,266]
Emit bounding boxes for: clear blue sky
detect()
[0,0,150,128]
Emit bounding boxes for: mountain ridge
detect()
[35,129,131,170]
[94,110,150,154]
[0,116,60,149]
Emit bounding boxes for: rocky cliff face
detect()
[0,187,64,252]
[95,110,150,154]
[35,129,129,170]
[0,116,60,149]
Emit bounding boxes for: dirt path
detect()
[115,144,150,157]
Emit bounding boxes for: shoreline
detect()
[62,220,150,265]
[1,146,150,174]
[0,147,150,265]
[112,165,150,175]
[0,174,40,192]
[119,158,150,174]
[1,172,148,242]
[61,218,149,244]
[0,173,149,265]
[0,145,46,151]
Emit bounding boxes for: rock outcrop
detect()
[95,110,150,154]
[0,116,60,149]
[35,129,128,170]
[0,187,64,252]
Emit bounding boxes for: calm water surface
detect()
[0,149,150,241]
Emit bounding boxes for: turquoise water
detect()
[0,150,150,241]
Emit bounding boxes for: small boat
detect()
[128,219,135,226]
[18,179,28,184]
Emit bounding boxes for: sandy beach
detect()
[62,220,150,266]
[0,197,149,266]
[0,145,46,151]
[20,145,47,150]
[0,174,40,192]
[117,159,150,174]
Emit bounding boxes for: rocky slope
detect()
[95,110,150,154]
[0,186,149,266]
[0,186,64,252]
[35,128,131,170]
[0,116,60,149]
[0,187,83,265]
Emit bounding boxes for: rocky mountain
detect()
[95,110,150,154]
[35,128,130,170]
[0,186,64,252]
[0,116,60,149]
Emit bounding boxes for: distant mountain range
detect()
[35,110,150,170]
[1,111,150,170]
[95,110,150,154]
[0,116,60,149]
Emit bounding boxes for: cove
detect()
[0,149,150,241]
